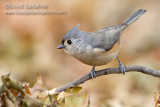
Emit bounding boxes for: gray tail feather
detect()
[124,9,147,25]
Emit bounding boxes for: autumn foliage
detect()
[0,73,87,107]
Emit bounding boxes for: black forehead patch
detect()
[61,39,65,44]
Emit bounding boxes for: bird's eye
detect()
[67,40,72,44]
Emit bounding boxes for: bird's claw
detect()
[90,66,96,80]
[117,56,125,75]
[119,61,125,75]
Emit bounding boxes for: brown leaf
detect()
[1,72,24,96]
[0,95,5,107]
[57,91,70,100]
[31,73,45,97]
[56,86,87,107]
[64,86,87,107]
[48,88,57,95]
[0,85,17,104]
[25,94,42,107]
[4,96,15,107]
[154,92,159,107]
[16,92,23,106]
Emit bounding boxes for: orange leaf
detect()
[24,82,31,95]
[10,89,18,97]
[154,92,158,107]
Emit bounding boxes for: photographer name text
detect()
[5,3,48,9]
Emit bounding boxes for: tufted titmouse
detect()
[57,9,146,79]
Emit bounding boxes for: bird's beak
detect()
[57,44,66,49]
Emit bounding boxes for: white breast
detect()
[70,46,119,66]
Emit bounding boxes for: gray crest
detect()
[64,24,81,40]
[70,24,80,33]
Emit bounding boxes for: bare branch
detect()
[56,65,160,92]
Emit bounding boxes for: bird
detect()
[57,9,147,79]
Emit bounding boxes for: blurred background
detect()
[0,0,160,106]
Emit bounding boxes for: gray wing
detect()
[84,9,146,51]
[87,24,126,51]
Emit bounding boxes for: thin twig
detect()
[56,65,160,92]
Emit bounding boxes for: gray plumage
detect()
[87,9,146,51]
[58,9,147,66]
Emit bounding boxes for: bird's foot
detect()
[90,66,96,80]
[117,56,125,75]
